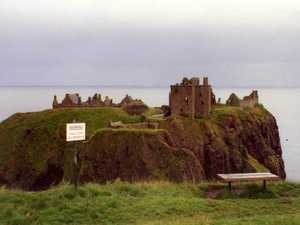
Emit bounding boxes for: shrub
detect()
[123,103,149,115]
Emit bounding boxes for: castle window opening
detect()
[185,97,189,104]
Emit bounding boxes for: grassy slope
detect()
[0,107,142,172]
[1,181,300,225]
[0,107,142,141]
[210,104,269,121]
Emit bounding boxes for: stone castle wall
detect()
[226,91,259,108]
[169,77,212,118]
[170,85,193,117]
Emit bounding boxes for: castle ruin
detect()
[53,93,143,109]
[226,91,259,108]
[52,77,259,118]
[169,77,212,118]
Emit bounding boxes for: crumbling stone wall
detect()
[226,91,259,108]
[53,94,81,108]
[53,93,145,109]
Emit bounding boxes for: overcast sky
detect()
[0,0,300,87]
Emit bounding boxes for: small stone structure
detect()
[108,121,159,129]
[119,94,144,106]
[53,93,144,109]
[226,91,259,108]
[169,77,212,118]
[53,94,82,108]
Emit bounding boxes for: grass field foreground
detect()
[1,181,300,225]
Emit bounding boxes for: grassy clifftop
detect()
[0,107,142,140]
[0,105,285,190]
[0,107,142,165]
[0,108,142,190]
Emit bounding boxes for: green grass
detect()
[143,107,163,117]
[0,181,300,225]
[211,104,269,121]
[0,107,142,139]
[211,105,250,122]
[94,128,166,136]
[247,154,269,172]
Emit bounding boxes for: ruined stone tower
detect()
[169,77,212,118]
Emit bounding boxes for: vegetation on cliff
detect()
[0,105,285,190]
[0,108,142,190]
[1,181,300,225]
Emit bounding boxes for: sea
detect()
[0,86,299,181]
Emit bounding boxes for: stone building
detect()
[119,94,144,106]
[169,77,212,118]
[53,94,81,108]
[226,91,259,108]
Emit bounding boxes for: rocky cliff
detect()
[0,106,285,190]
[159,106,285,179]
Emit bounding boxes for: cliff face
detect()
[159,106,285,179]
[81,106,285,183]
[80,129,204,183]
[0,106,285,190]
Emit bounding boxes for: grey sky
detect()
[0,0,300,87]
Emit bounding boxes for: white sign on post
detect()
[66,123,86,142]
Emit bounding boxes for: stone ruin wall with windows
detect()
[169,77,212,118]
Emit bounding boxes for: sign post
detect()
[66,123,86,142]
[66,122,86,190]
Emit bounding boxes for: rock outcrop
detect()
[0,105,285,190]
[82,106,285,183]
[159,107,285,179]
[80,129,204,183]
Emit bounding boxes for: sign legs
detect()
[263,180,266,190]
[73,147,80,190]
[228,182,232,191]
